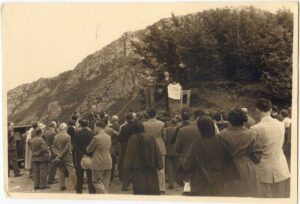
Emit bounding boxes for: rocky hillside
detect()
[8,7,292,125]
[8,31,148,124]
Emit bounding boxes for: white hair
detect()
[59,123,68,130]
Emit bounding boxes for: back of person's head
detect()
[182,109,191,121]
[59,123,68,131]
[51,121,57,128]
[36,128,43,136]
[146,108,156,118]
[197,116,215,138]
[71,115,78,121]
[111,115,119,123]
[32,122,38,129]
[95,120,106,129]
[79,119,89,128]
[272,105,278,113]
[255,98,272,112]
[134,122,145,133]
[280,109,289,118]
[68,120,76,127]
[193,109,211,119]
[125,112,134,122]
[241,107,248,114]
[228,108,248,127]
[171,118,178,125]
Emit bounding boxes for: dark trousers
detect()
[110,154,117,181]
[32,161,48,188]
[47,154,57,183]
[8,150,20,177]
[74,152,95,194]
[166,156,179,186]
[119,143,131,188]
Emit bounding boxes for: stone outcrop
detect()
[8,31,146,124]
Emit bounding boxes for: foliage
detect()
[132,7,293,101]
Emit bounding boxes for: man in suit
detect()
[251,98,290,198]
[87,121,112,194]
[164,118,179,189]
[52,123,77,191]
[67,120,77,166]
[143,108,166,194]
[104,115,119,182]
[31,128,50,190]
[117,112,136,191]
[44,122,58,184]
[73,119,96,194]
[175,109,201,195]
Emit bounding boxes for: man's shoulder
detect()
[179,124,198,132]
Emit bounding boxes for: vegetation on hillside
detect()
[132,7,293,103]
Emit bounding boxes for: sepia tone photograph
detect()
[2,1,298,203]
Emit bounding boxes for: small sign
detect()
[168,83,182,100]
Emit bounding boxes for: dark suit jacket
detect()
[73,127,95,157]
[175,123,201,164]
[44,127,56,153]
[67,126,77,150]
[164,126,179,157]
[118,121,136,144]
[31,136,50,162]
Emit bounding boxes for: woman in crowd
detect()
[220,108,262,196]
[183,116,239,196]
[125,122,163,195]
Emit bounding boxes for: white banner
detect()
[168,83,182,100]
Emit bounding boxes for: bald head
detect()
[59,123,67,131]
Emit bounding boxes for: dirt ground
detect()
[7,169,183,195]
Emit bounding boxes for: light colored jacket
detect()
[86,130,112,170]
[143,118,166,156]
[250,116,290,183]
[52,132,73,162]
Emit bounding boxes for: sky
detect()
[2,2,296,90]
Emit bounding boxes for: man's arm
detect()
[86,137,97,154]
[175,130,183,154]
[57,136,71,159]
[33,139,48,156]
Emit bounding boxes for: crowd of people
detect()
[8,98,292,197]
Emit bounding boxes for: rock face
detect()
[7,31,146,124]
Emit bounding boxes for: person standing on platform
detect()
[73,119,96,194]
[118,112,136,191]
[142,70,156,109]
[125,122,163,195]
[52,123,77,191]
[8,122,23,177]
[162,71,173,112]
[87,121,112,194]
[143,108,166,194]
[251,99,290,198]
